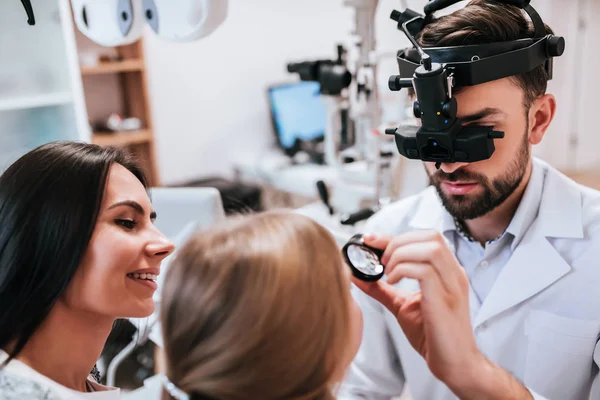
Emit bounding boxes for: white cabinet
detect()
[0,0,89,172]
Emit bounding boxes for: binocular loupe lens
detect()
[342,234,385,282]
[422,138,449,160]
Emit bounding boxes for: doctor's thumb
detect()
[362,233,393,250]
[352,278,407,315]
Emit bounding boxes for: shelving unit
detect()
[92,129,152,147]
[0,0,90,174]
[81,59,145,76]
[73,28,160,186]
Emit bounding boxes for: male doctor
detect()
[338,1,600,399]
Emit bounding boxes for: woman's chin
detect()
[122,301,156,319]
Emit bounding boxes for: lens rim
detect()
[342,234,385,282]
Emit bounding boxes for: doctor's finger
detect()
[381,230,445,265]
[385,262,448,302]
[352,277,409,315]
[362,233,394,251]
[385,242,458,291]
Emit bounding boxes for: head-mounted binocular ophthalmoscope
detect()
[385,0,565,169]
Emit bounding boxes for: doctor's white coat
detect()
[338,159,600,400]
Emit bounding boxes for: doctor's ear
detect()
[71,0,144,47]
[142,0,228,42]
[528,93,557,146]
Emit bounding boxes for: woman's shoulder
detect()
[0,369,61,400]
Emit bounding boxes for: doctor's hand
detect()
[352,231,533,400]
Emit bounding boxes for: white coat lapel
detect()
[473,165,584,328]
[472,228,571,328]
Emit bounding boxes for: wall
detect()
[143,0,592,185]
[144,0,355,184]
[571,0,600,171]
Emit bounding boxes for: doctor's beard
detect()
[427,131,530,221]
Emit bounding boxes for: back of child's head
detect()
[160,210,358,400]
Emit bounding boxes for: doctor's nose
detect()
[438,162,468,174]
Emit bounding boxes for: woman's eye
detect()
[116,219,137,230]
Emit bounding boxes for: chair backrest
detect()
[149,186,225,240]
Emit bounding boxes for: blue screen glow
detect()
[268,81,327,149]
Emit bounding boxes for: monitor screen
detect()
[268,81,327,150]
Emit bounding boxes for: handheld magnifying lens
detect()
[342,234,385,282]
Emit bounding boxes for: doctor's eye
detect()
[117,0,134,36]
[142,0,159,33]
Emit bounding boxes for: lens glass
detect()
[347,244,384,276]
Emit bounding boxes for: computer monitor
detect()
[267,81,327,154]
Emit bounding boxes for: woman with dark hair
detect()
[0,141,175,399]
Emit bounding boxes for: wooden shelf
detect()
[75,36,160,186]
[92,129,152,147]
[81,59,144,75]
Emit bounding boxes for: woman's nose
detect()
[145,232,176,259]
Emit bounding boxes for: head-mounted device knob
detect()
[388,75,413,92]
[547,35,565,57]
[413,102,421,118]
[441,98,457,119]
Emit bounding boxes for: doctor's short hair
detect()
[160,210,352,400]
[0,141,146,364]
[411,0,554,109]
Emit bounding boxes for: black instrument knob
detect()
[413,102,421,118]
[388,75,413,91]
[547,35,565,57]
[441,98,457,118]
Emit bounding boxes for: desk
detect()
[295,202,363,246]
[234,149,343,198]
[234,149,377,214]
[233,148,428,215]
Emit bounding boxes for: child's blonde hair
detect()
[160,210,352,400]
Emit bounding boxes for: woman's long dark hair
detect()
[0,141,147,364]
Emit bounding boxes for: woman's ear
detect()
[528,93,557,145]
